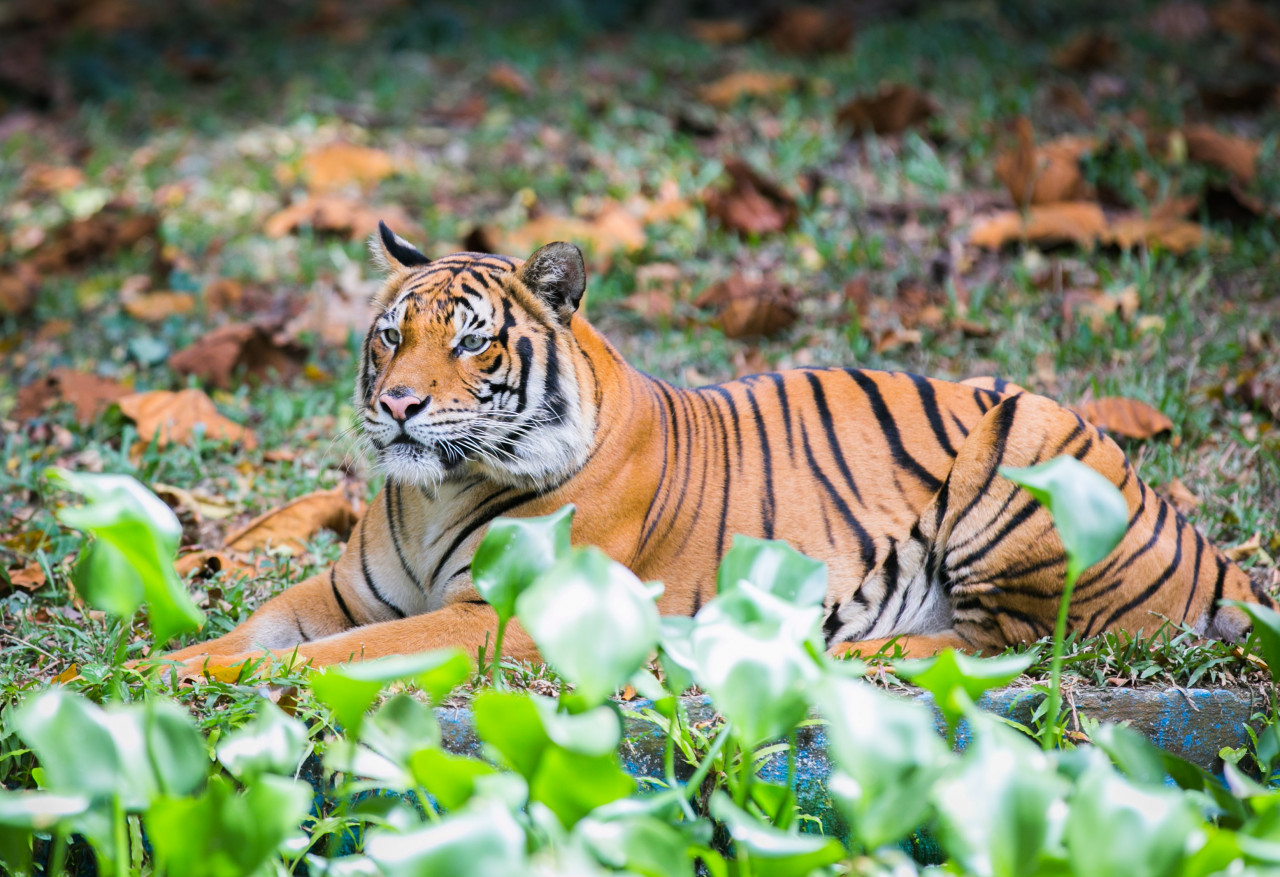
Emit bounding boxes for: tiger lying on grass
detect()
[160,222,1275,675]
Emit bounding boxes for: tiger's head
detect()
[357,221,595,490]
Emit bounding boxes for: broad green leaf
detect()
[896,649,1033,737]
[0,791,89,829]
[473,691,551,780]
[716,536,827,607]
[999,457,1129,581]
[577,812,695,877]
[217,700,308,781]
[310,648,468,734]
[48,468,203,644]
[366,798,531,877]
[516,547,659,706]
[690,581,823,747]
[1223,600,1280,684]
[709,793,844,877]
[658,616,697,698]
[530,746,635,828]
[473,505,574,623]
[408,750,496,811]
[1064,763,1203,877]
[931,715,1069,877]
[140,698,208,798]
[817,676,949,850]
[147,775,312,877]
[531,696,621,756]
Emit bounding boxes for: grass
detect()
[1,0,1278,726]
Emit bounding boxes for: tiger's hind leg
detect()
[926,392,1269,650]
[828,391,1271,658]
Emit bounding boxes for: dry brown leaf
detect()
[697,71,797,108]
[224,489,358,555]
[703,159,797,237]
[995,118,1095,205]
[264,196,414,241]
[688,18,750,46]
[4,564,47,593]
[621,290,676,321]
[501,201,645,271]
[26,204,159,275]
[0,262,39,317]
[15,368,130,425]
[1103,213,1205,253]
[174,549,259,580]
[119,389,257,450]
[487,63,532,96]
[1052,30,1119,71]
[1182,124,1260,185]
[1224,532,1263,562]
[1212,0,1280,44]
[695,274,798,339]
[1231,373,1280,421]
[22,164,85,195]
[836,83,938,137]
[301,143,396,192]
[122,291,196,322]
[732,346,770,378]
[969,202,1108,249]
[1162,478,1202,514]
[759,5,854,54]
[1062,285,1139,331]
[169,323,307,390]
[54,664,80,685]
[1072,396,1173,439]
[1150,1,1212,42]
[204,278,245,313]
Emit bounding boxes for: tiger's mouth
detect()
[379,432,467,470]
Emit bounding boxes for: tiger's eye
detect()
[381,327,401,346]
[458,334,489,353]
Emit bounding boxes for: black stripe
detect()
[293,609,310,642]
[429,491,540,586]
[1096,517,1185,633]
[1180,525,1207,623]
[1208,554,1228,619]
[763,373,796,460]
[385,481,423,593]
[954,394,1021,525]
[330,567,358,627]
[799,419,877,571]
[908,373,957,457]
[359,527,407,618]
[803,372,865,505]
[742,384,776,539]
[950,496,1041,572]
[699,390,734,561]
[541,328,568,424]
[848,371,942,493]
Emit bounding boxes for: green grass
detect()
[1,0,1278,715]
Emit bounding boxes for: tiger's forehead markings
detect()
[392,258,513,315]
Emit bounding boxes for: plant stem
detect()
[1042,568,1079,751]
[684,722,732,803]
[48,827,68,876]
[113,796,127,877]
[491,618,507,690]
[734,742,753,809]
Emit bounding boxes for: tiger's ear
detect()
[371,220,430,272]
[516,241,586,323]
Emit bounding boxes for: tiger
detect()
[160,221,1275,674]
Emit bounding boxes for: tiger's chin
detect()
[375,439,461,489]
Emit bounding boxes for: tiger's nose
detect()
[379,393,426,422]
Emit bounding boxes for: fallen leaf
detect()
[995,118,1095,205]
[873,327,923,353]
[1198,80,1279,114]
[758,5,854,54]
[1071,396,1174,439]
[204,277,245,313]
[732,346,770,378]
[1230,373,1280,421]
[969,202,1108,249]
[1150,1,1212,43]
[487,63,532,96]
[54,664,79,685]
[1062,285,1140,331]
[264,195,415,241]
[169,323,306,389]
[15,368,130,425]
[703,159,797,237]
[1102,213,1205,253]
[501,201,646,271]
[0,262,39,317]
[695,274,798,339]
[688,18,750,46]
[26,203,159,274]
[121,291,196,322]
[118,389,257,450]
[836,83,937,137]
[697,71,797,108]
[1224,532,1263,562]
[3,564,46,593]
[174,549,259,580]
[1162,478,1202,514]
[301,143,396,192]
[1212,0,1280,44]
[224,489,358,555]
[1182,124,1259,185]
[1051,30,1119,71]
[1046,82,1095,122]
[21,164,85,195]
[621,290,676,321]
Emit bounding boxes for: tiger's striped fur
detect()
[162,230,1274,671]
